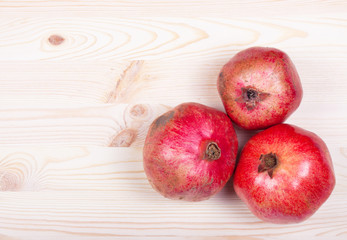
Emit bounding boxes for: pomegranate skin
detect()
[233,124,335,224]
[218,47,303,130]
[143,102,238,201]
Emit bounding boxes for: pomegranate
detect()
[217,47,303,130]
[233,124,335,223]
[143,102,238,201]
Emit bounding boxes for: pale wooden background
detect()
[0,1,347,239]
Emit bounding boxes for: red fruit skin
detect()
[143,102,238,201]
[233,124,335,224]
[218,47,303,130]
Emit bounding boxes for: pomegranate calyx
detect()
[258,152,278,178]
[235,87,270,110]
[205,142,221,161]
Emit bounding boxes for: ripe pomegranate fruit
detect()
[233,124,335,223]
[143,102,238,201]
[217,47,303,130]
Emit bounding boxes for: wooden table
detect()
[0,1,346,239]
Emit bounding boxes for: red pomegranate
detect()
[143,102,238,201]
[233,124,335,223]
[218,47,303,130]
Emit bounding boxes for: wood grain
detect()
[1,55,347,108]
[0,17,346,60]
[0,0,346,18]
[0,104,170,147]
[0,102,344,148]
[0,146,345,239]
[0,61,129,107]
[0,146,345,192]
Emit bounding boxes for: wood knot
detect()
[109,129,137,147]
[130,104,148,119]
[107,60,144,103]
[48,34,65,45]
[0,171,21,191]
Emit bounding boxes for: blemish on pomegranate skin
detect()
[153,110,174,130]
[48,34,65,45]
[218,72,227,94]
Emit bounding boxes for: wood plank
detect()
[1,55,347,108]
[0,0,346,18]
[0,17,346,61]
[0,102,344,147]
[0,146,345,239]
[0,146,345,192]
[0,192,346,239]
[0,104,170,147]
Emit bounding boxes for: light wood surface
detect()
[0,1,347,239]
